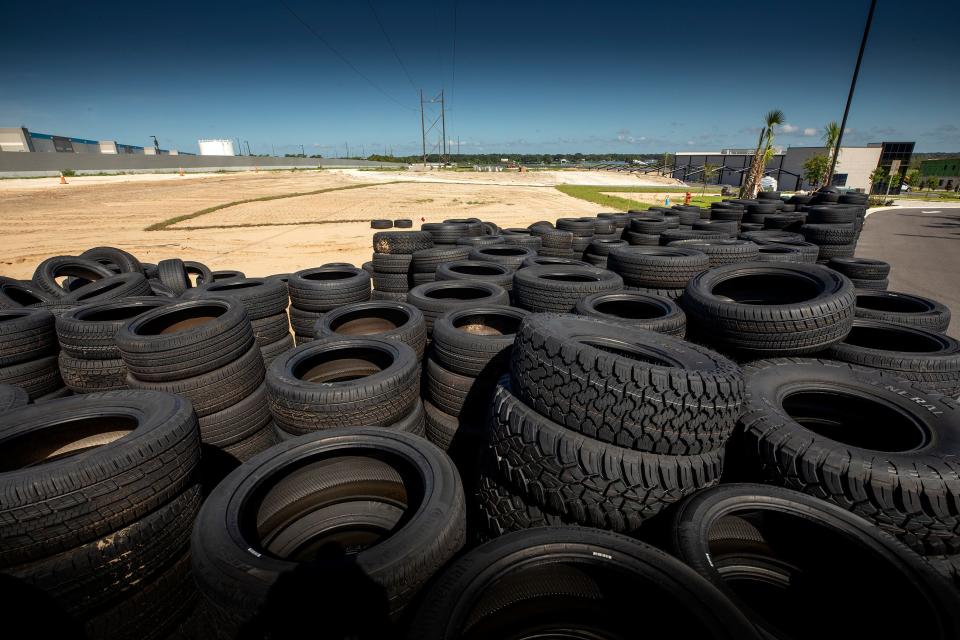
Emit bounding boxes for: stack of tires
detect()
[575,291,687,337]
[55,297,173,393]
[117,298,275,462]
[800,204,862,263]
[30,254,154,315]
[422,220,483,245]
[287,265,371,345]
[423,306,528,468]
[0,308,65,401]
[556,217,595,257]
[407,280,510,335]
[468,245,537,271]
[582,238,627,268]
[153,258,213,295]
[667,238,760,266]
[478,313,743,537]
[411,246,472,287]
[826,257,890,290]
[607,245,709,300]
[625,215,670,246]
[529,223,576,258]
[0,391,202,640]
[435,260,515,298]
[184,277,293,366]
[371,230,434,302]
[513,265,622,312]
[314,300,428,361]
[681,262,856,356]
[853,289,951,332]
[267,336,423,438]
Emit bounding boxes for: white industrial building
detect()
[0,127,189,155]
[198,139,236,156]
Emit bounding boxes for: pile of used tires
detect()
[2,188,960,640]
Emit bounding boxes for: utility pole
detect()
[300,144,305,157]
[345,142,350,158]
[244,140,251,156]
[458,136,461,156]
[271,144,275,157]
[828,0,877,186]
[420,89,427,166]
[440,89,447,165]
[362,144,366,159]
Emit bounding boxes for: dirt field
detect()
[0,169,676,278]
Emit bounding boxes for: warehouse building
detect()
[672,141,913,192]
[0,127,188,155]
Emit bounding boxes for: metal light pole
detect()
[827,0,877,186]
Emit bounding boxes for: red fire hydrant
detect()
[684,192,692,205]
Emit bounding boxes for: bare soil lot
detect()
[0,169,665,278]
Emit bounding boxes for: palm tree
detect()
[821,121,841,187]
[740,109,784,198]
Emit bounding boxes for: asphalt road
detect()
[857,206,960,338]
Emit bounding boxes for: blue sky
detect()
[2,0,957,155]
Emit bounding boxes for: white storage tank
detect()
[198,139,235,156]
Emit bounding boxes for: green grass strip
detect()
[145,181,398,231]
[555,184,722,211]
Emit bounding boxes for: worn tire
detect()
[513,265,622,313]
[435,260,514,292]
[407,281,510,333]
[372,231,434,255]
[32,256,115,298]
[854,290,951,333]
[315,300,427,360]
[0,383,28,413]
[607,246,709,288]
[183,277,288,320]
[0,355,63,399]
[0,308,57,367]
[157,259,192,294]
[431,305,528,377]
[58,353,127,392]
[0,390,200,566]
[288,266,370,312]
[56,297,173,360]
[575,291,686,337]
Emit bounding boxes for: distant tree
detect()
[869,166,888,192]
[741,109,784,198]
[700,162,717,197]
[903,168,920,191]
[821,121,841,185]
[924,177,938,191]
[803,154,831,188]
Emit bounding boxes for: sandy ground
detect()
[0,169,629,278]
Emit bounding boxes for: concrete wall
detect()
[0,151,406,176]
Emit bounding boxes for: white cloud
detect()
[803,128,818,136]
[779,123,799,133]
[687,140,694,145]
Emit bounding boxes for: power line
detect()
[366,0,418,93]
[450,0,458,109]
[279,1,416,112]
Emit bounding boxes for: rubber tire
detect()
[682,262,856,356]
[190,428,466,628]
[372,252,413,274]
[183,277,288,320]
[408,526,760,640]
[607,246,709,288]
[411,246,472,273]
[260,334,294,367]
[513,265,622,313]
[431,305,528,377]
[266,336,419,434]
[0,390,200,566]
[198,380,272,447]
[490,380,724,532]
[372,231,434,255]
[575,291,686,337]
[289,305,322,336]
[0,355,63,400]
[854,290,951,333]
[0,383,29,413]
[825,318,960,397]
[435,260,514,292]
[407,281,510,333]
[56,297,174,360]
[63,272,152,304]
[827,257,890,279]
[315,300,427,361]
[157,259,192,294]
[58,353,127,392]
[80,246,143,274]
[250,312,290,346]
[288,267,370,312]
[0,308,57,367]
[667,239,760,266]
[738,357,960,555]
[116,298,255,382]
[468,246,537,270]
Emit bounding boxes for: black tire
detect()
[260,333,294,367]
[754,244,805,262]
[805,205,858,224]
[273,396,427,441]
[80,246,143,274]
[408,526,760,640]
[500,234,542,250]
[220,424,277,464]
[575,291,686,337]
[422,222,478,244]
[423,399,484,452]
[586,238,628,256]
[607,246,709,288]
[407,281,510,333]
[32,256,115,298]
[660,229,730,245]
[431,305,528,377]
[624,285,685,300]
[183,277,288,320]
[556,218,595,236]
[316,300,427,360]
[0,390,200,565]
[372,252,413,274]
[116,298,255,382]
[156,258,192,294]
[513,265,622,313]
[127,343,265,418]
[512,313,741,453]
[0,355,63,399]
[529,226,574,250]
[370,290,407,302]
[247,312,289,346]
[372,231,434,254]
[0,277,54,309]
[682,262,856,356]
[0,383,28,413]
[456,235,505,248]
[468,246,537,271]
[630,216,669,234]
[425,356,477,417]
[854,289,951,333]
[211,269,246,282]
[288,266,371,312]
[196,380,272,447]
[289,305,323,336]
[0,308,57,367]
[626,231,662,246]
[670,482,960,639]
[411,246,472,273]
[491,380,724,531]
[148,280,177,298]
[394,218,413,228]
[58,353,127,392]
[183,261,213,286]
[756,237,820,263]
[57,297,173,360]
[476,471,570,537]
[266,337,419,433]
[33,385,71,402]
[801,223,856,245]
[739,230,804,244]
[63,272,151,304]
[190,428,466,627]
[371,219,393,229]
[815,242,856,260]
[434,260,514,292]
[5,483,200,617]
[738,357,960,554]
[372,271,411,293]
[849,276,888,290]
[667,239,760,266]
[521,256,589,268]
[825,318,960,396]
